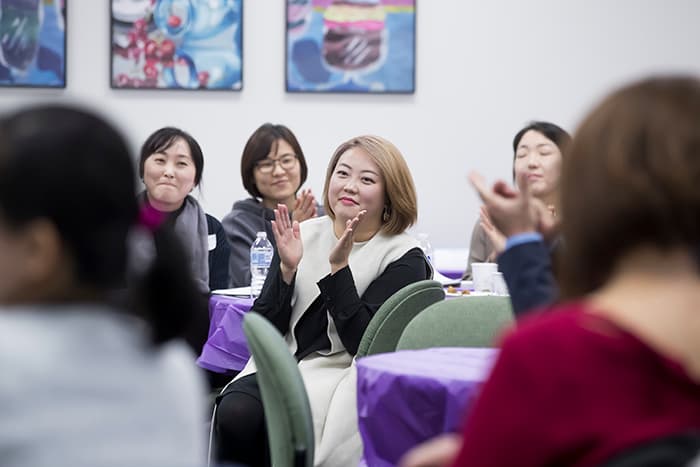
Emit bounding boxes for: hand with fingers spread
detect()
[398,433,462,467]
[468,171,538,238]
[292,188,318,223]
[329,210,366,274]
[479,205,506,258]
[271,204,303,283]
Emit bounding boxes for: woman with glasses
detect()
[222,123,319,288]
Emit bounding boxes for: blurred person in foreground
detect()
[401,75,700,467]
[0,105,207,467]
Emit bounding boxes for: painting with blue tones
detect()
[286,0,415,94]
[0,0,66,88]
[111,0,242,90]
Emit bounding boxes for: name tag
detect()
[208,234,217,251]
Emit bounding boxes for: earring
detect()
[382,205,390,222]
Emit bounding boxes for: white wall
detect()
[1,0,699,248]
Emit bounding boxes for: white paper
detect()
[432,269,460,286]
[211,286,252,297]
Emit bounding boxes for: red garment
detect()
[451,302,700,467]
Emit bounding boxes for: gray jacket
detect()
[221,198,276,288]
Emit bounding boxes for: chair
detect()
[599,431,700,467]
[396,296,514,350]
[242,312,314,467]
[356,279,445,358]
[206,213,231,291]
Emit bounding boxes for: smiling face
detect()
[143,137,196,212]
[253,138,302,209]
[327,146,386,237]
[513,130,563,201]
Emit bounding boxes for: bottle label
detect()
[251,249,273,267]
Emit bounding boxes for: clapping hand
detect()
[271,204,303,283]
[469,171,560,242]
[469,171,537,237]
[479,205,506,258]
[292,188,318,223]
[329,210,366,274]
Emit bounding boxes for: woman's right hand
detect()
[292,188,318,223]
[271,204,303,283]
[480,205,506,257]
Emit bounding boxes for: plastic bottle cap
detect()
[257,231,267,239]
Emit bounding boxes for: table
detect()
[356,347,498,467]
[196,295,254,373]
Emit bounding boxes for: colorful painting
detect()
[286,0,415,94]
[0,0,66,88]
[111,0,242,90]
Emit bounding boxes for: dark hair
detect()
[560,76,700,298]
[240,123,308,199]
[139,126,204,186]
[510,121,570,182]
[512,121,571,154]
[0,105,202,345]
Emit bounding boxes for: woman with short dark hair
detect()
[222,123,318,287]
[137,126,209,293]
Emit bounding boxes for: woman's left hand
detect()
[329,210,366,274]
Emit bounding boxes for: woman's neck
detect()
[537,192,559,215]
[262,195,295,212]
[146,193,184,213]
[333,216,381,242]
[589,247,700,379]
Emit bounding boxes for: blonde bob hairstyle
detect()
[322,135,418,235]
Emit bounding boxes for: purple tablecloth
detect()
[196,295,254,373]
[356,347,498,467]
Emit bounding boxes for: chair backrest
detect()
[396,296,514,350]
[356,279,445,358]
[242,312,314,467]
[206,213,231,291]
[599,431,700,467]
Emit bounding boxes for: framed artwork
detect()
[111,0,242,90]
[0,0,66,88]
[286,0,415,94]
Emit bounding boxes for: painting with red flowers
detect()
[111,0,242,90]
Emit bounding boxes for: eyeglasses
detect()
[255,154,298,174]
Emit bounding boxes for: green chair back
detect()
[396,296,514,350]
[243,312,314,467]
[356,279,445,358]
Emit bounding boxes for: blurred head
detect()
[512,121,570,202]
[139,127,203,212]
[323,135,417,236]
[560,76,700,297]
[240,123,308,205]
[0,105,137,304]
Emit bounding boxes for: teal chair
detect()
[396,296,514,350]
[242,312,314,467]
[356,279,445,358]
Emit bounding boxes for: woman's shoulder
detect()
[223,198,265,226]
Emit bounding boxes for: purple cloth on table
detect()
[197,295,254,373]
[356,347,498,467]
[438,269,464,280]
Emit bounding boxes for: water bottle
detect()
[250,232,273,298]
[417,233,434,265]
